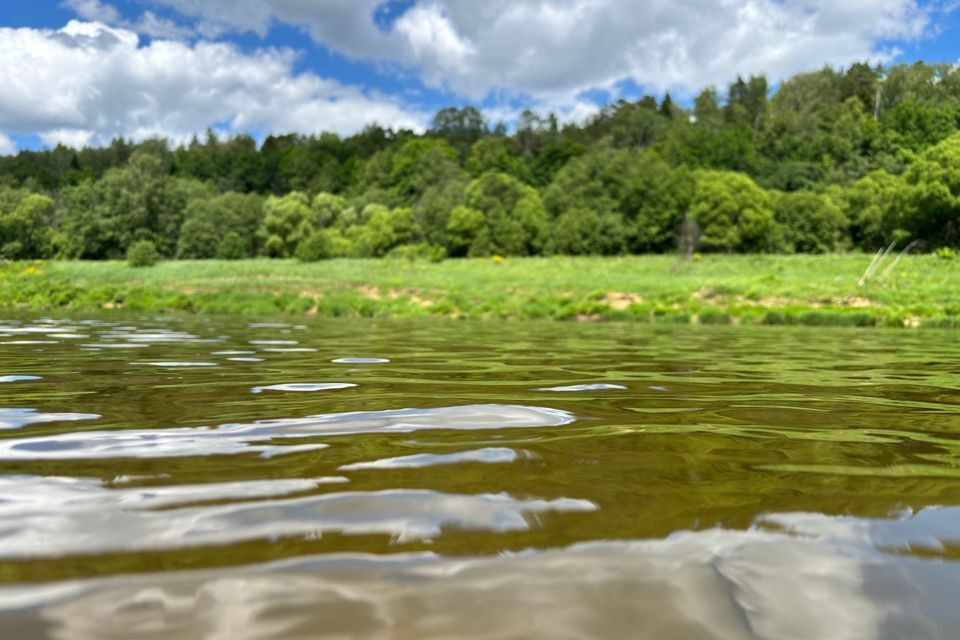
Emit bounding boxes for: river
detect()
[1,316,959,639]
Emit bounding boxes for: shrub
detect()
[177,218,219,259]
[935,246,956,260]
[217,232,248,260]
[127,240,159,267]
[263,235,285,258]
[295,231,332,262]
[386,243,447,262]
[772,191,848,253]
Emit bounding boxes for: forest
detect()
[1,61,959,263]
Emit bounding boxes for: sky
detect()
[1,0,959,154]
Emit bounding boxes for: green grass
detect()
[1,254,958,327]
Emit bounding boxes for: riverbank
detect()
[1,255,957,327]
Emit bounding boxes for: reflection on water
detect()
[4,520,959,639]
[0,408,101,431]
[1,315,960,638]
[0,474,590,557]
[538,383,629,391]
[339,447,521,470]
[0,375,42,383]
[250,383,357,394]
[0,405,574,459]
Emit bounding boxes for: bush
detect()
[386,243,447,262]
[217,232,248,260]
[264,235,285,258]
[689,170,780,252]
[177,218,219,259]
[935,246,956,260]
[127,240,159,267]
[772,191,848,253]
[295,231,332,262]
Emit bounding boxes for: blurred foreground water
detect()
[1,316,959,639]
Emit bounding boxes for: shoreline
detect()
[2,256,957,328]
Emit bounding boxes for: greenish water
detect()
[1,316,960,638]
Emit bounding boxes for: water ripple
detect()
[0,376,41,383]
[340,447,520,471]
[0,408,100,430]
[0,475,594,558]
[0,405,574,460]
[539,384,628,392]
[4,515,959,640]
[251,383,357,394]
[135,362,219,368]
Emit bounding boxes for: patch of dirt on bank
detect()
[354,285,438,308]
[604,292,644,310]
[356,285,383,300]
[694,288,875,309]
[831,296,875,308]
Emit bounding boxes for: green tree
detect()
[689,171,780,252]
[127,239,159,267]
[545,149,693,252]
[462,172,546,256]
[257,192,313,257]
[430,106,487,156]
[217,232,247,260]
[177,218,220,259]
[348,205,417,257]
[897,134,960,246]
[771,190,848,253]
[546,209,626,255]
[838,170,905,248]
[0,194,55,258]
[312,192,357,228]
[445,205,485,257]
[61,153,208,259]
[295,230,333,262]
[466,138,530,180]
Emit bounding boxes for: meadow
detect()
[2,254,957,327]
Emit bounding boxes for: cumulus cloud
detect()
[145,0,937,102]
[30,0,951,142]
[0,133,15,156]
[62,0,195,39]
[393,0,931,98]
[0,20,428,148]
[62,0,122,23]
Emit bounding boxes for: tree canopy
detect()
[2,61,960,260]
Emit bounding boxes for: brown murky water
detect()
[1,316,960,639]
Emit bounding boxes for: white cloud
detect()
[0,133,15,156]
[62,0,121,23]
[62,0,228,42]
[0,20,428,148]
[144,0,938,103]
[133,10,195,40]
[389,0,932,99]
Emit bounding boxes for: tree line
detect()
[1,61,959,262]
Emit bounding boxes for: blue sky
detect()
[1,0,958,153]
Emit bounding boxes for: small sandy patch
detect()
[353,285,438,308]
[694,288,722,301]
[833,296,874,308]
[604,293,644,310]
[357,285,382,300]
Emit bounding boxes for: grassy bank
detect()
[1,255,958,327]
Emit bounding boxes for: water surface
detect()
[1,316,960,638]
